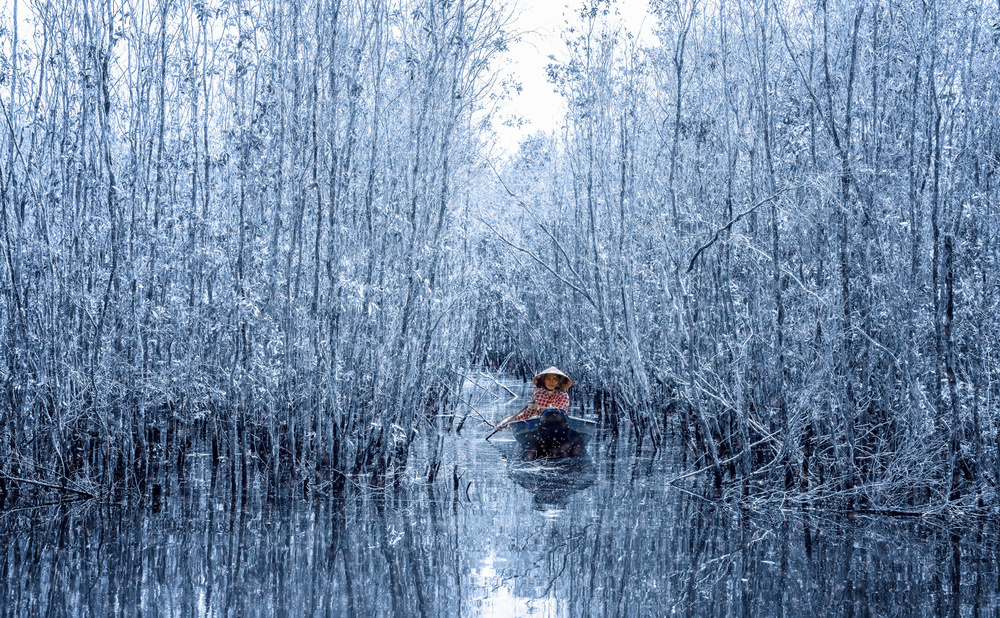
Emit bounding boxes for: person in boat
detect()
[506,367,582,458]
[509,366,573,424]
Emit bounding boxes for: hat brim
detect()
[532,367,573,389]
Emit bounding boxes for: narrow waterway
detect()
[2,377,999,616]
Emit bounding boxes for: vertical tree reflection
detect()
[2,430,999,615]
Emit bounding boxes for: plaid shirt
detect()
[510,388,570,422]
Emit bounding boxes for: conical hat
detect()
[533,366,573,389]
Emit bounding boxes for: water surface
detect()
[3,379,999,616]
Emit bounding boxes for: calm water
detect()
[3,379,1000,616]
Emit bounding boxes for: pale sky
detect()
[491,0,657,156]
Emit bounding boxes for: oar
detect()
[484,408,526,441]
[484,424,505,441]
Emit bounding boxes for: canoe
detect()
[509,408,596,456]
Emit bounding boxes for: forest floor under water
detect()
[3,376,1000,617]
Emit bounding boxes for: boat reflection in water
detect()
[505,453,597,511]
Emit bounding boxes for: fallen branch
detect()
[687,190,787,273]
[480,371,519,398]
[487,159,593,295]
[663,432,784,487]
[0,474,96,500]
[480,219,598,309]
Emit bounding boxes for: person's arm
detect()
[528,387,542,411]
[509,405,538,423]
[508,388,543,423]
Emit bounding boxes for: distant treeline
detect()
[0,0,509,501]
[476,0,1000,510]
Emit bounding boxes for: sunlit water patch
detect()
[2,377,999,616]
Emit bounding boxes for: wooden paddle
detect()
[484,408,528,441]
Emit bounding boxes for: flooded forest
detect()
[3,0,1000,614]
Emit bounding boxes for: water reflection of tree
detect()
[3,435,1000,616]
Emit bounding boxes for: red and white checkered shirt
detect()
[510,388,570,422]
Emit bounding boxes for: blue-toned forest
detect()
[2,0,1000,613]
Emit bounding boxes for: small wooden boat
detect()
[509,408,596,457]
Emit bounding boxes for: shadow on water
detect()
[3,379,1000,616]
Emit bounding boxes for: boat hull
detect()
[509,409,596,456]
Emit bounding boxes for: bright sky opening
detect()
[491,0,657,156]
